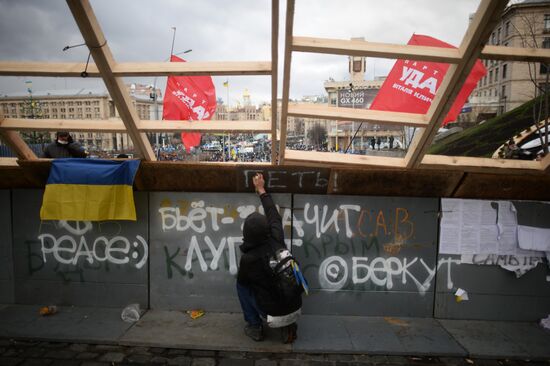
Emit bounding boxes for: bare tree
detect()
[512,10,549,156]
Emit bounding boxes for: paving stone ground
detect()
[0,339,548,366]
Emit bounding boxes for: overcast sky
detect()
[0,0,481,106]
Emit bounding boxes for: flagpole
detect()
[170,27,176,58]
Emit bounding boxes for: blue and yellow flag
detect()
[40,159,140,221]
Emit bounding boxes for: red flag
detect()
[162,55,217,152]
[370,34,486,126]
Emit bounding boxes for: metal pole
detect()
[170,27,176,58]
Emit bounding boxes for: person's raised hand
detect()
[252,173,266,195]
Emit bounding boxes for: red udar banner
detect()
[369,34,486,126]
[162,55,217,152]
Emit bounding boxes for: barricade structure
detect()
[0,0,549,189]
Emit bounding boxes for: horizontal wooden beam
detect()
[288,104,428,127]
[284,149,407,169]
[0,61,271,77]
[420,154,543,174]
[0,157,19,167]
[139,120,272,133]
[0,62,100,77]
[292,36,462,63]
[113,61,272,76]
[481,45,550,63]
[0,118,127,132]
[0,118,271,133]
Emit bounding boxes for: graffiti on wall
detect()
[27,220,148,281]
[156,196,465,295]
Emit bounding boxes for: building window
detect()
[69,108,74,112]
[495,67,499,81]
[502,64,507,79]
[545,14,550,31]
[501,85,506,98]
[491,32,496,45]
[496,27,501,45]
[505,21,510,37]
[353,60,362,72]
[489,70,493,83]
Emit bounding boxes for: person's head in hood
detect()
[243,212,269,246]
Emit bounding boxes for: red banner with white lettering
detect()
[162,55,217,152]
[369,34,486,126]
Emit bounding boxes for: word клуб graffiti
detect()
[38,233,148,269]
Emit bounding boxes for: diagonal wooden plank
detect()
[271,0,279,164]
[66,0,155,161]
[405,0,508,169]
[278,0,295,164]
[288,103,429,127]
[292,36,462,63]
[0,113,37,160]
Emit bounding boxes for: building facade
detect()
[470,0,550,121]
[0,84,158,153]
[322,38,402,152]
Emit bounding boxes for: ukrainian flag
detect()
[40,159,140,221]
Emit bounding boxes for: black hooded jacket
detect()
[237,193,302,316]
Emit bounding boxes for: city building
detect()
[321,37,402,152]
[469,0,550,122]
[0,84,159,153]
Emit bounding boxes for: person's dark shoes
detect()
[281,322,298,344]
[244,324,263,341]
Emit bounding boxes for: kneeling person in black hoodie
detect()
[237,173,302,343]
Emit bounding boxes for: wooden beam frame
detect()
[1,0,547,174]
[288,104,428,127]
[66,0,155,161]
[405,0,508,169]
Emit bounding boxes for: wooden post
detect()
[0,113,37,160]
[278,0,295,164]
[271,0,279,164]
[66,0,156,161]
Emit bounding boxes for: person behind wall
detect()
[42,131,87,158]
[236,173,302,343]
[376,137,381,150]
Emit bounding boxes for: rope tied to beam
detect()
[62,40,107,78]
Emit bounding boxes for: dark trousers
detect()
[236,282,265,327]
